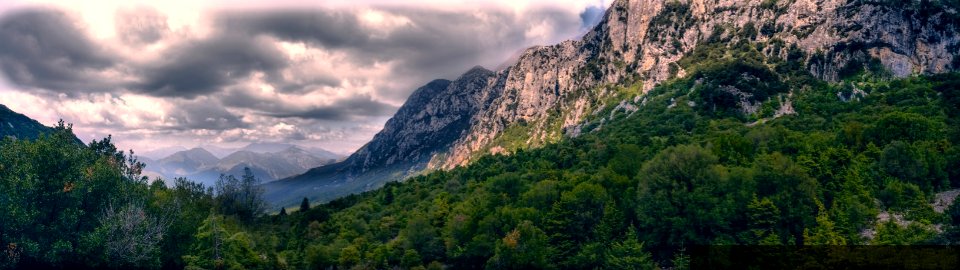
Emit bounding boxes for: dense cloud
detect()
[268,95,398,121]
[0,9,118,93]
[115,6,169,45]
[132,35,289,98]
[0,2,608,153]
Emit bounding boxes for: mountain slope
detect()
[264,73,500,206]
[0,104,83,144]
[266,0,960,207]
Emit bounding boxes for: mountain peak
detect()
[462,65,493,78]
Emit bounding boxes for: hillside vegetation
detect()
[4,38,959,269]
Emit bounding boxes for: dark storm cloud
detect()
[167,100,249,130]
[115,6,169,45]
[130,34,289,98]
[268,95,397,121]
[213,7,582,98]
[217,10,368,49]
[274,74,342,94]
[0,9,117,93]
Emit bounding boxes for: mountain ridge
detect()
[265,0,960,207]
[0,104,83,144]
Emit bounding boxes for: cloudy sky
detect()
[0,0,609,155]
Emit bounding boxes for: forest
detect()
[2,40,960,269]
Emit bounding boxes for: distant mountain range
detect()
[141,143,342,187]
[0,104,82,144]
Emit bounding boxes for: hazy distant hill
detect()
[143,144,341,187]
[141,145,188,160]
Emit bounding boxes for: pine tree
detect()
[300,197,310,213]
[279,207,287,216]
[803,201,846,245]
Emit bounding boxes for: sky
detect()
[0,0,609,155]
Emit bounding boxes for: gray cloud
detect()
[0,9,117,93]
[214,7,583,99]
[115,6,169,45]
[167,99,248,130]
[130,34,288,98]
[267,94,397,121]
[579,6,605,31]
[218,10,368,49]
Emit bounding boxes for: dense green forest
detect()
[3,41,960,269]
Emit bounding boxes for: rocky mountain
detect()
[0,104,83,143]
[265,0,960,207]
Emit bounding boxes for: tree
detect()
[635,145,735,249]
[402,213,444,262]
[94,203,168,268]
[746,195,782,245]
[300,197,310,213]
[546,182,609,266]
[753,153,819,244]
[605,227,657,270]
[486,221,552,270]
[803,202,846,245]
[215,168,266,223]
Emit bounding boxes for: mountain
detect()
[213,147,333,180]
[0,104,82,143]
[153,147,220,176]
[238,142,342,161]
[265,0,960,207]
[199,144,236,159]
[239,142,298,153]
[143,145,339,187]
[141,145,188,159]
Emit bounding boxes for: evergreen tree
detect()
[300,197,310,213]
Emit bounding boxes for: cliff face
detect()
[266,0,960,206]
[437,0,960,169]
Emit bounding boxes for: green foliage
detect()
[215,168,267,224]
[486,221,552,269]
[4,41,960,268]
[605,227,657,270]
[803,202,847,245]
[231,70,957,267]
